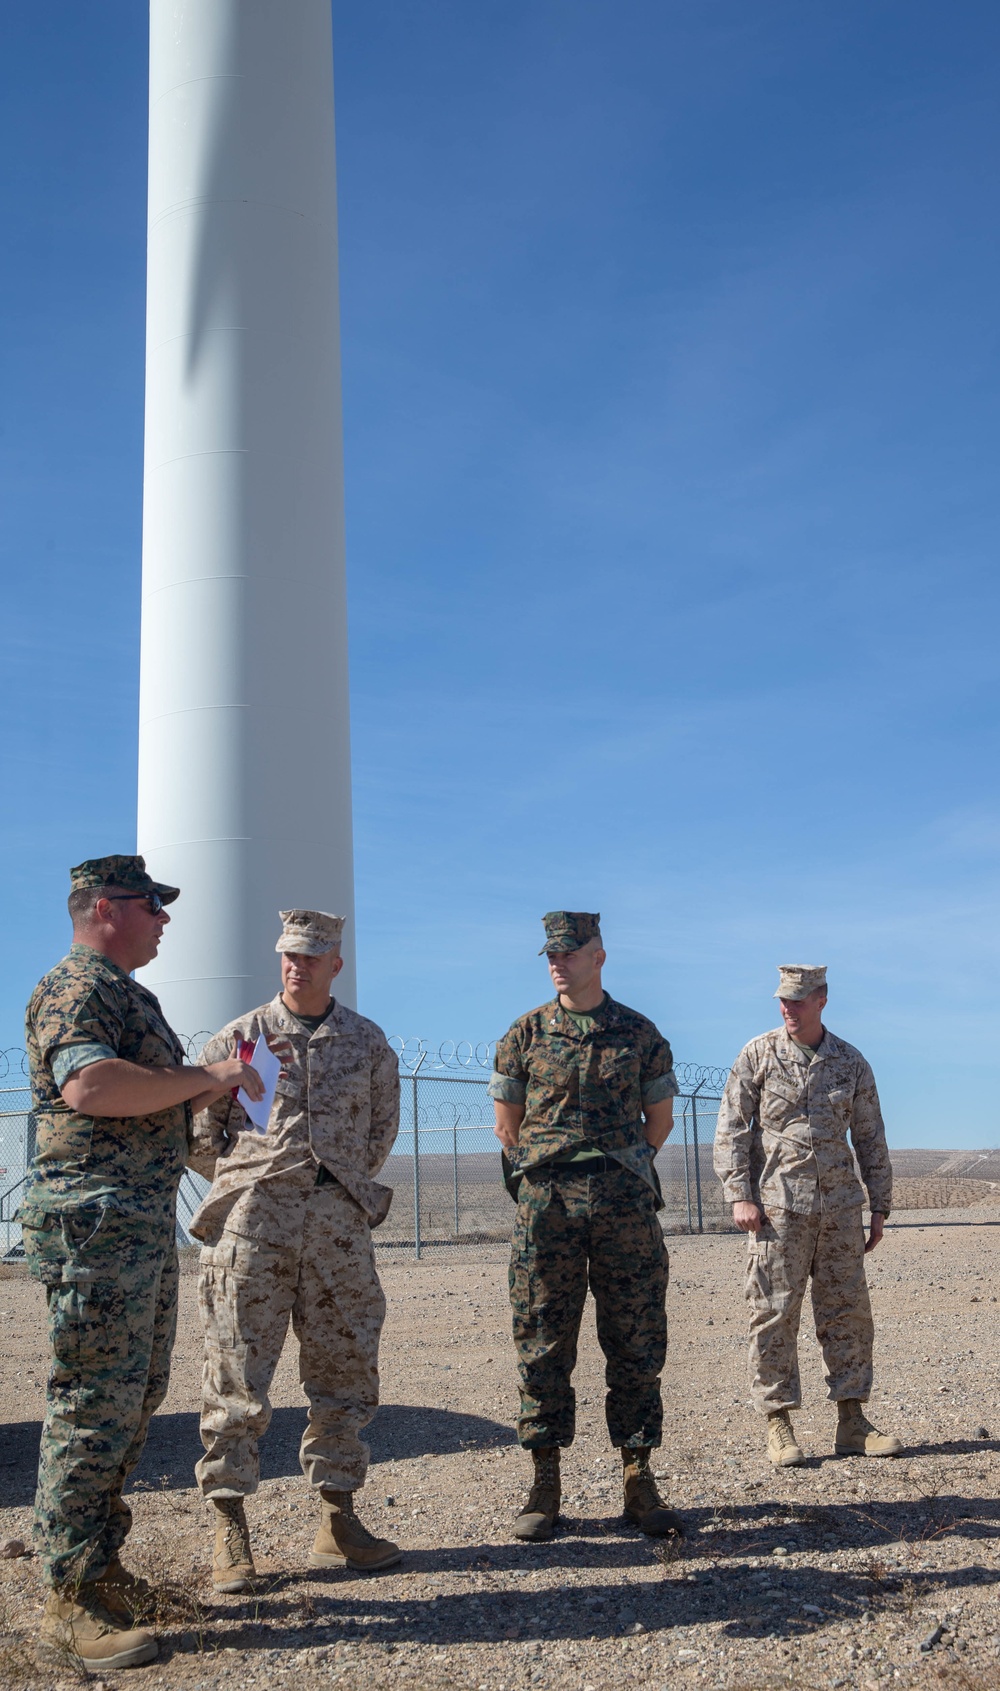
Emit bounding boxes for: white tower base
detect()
[138,0,354,1042]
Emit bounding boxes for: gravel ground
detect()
[3,1211,1000,1691]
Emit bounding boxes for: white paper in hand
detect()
[237,1036,281,1132]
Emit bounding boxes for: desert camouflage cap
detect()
[275,909,346,957]
[775,964,827,1001]
[69,854,180,905]
[538,911,602,955]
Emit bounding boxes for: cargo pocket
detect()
[745,1232,773,1307]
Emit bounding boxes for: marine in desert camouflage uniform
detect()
[188,909,401,1588]
[714,964,903,1466]
[21,856,261,1672]
[490,912,684,1542]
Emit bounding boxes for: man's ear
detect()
[331,953,345,979]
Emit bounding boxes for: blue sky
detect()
[1,2,998,1144]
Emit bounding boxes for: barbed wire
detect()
[389,1037,496,1072]
[0,1048,29,1083]
[0,1042,729,1095]
[675,1062,730,1092]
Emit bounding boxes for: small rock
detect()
[625,1620,646,1635]
[677,1649,700,1664]
[974,1426,991,1440]
[773,1546,789,1557]
[385,1495,396,1505]
[920,1623,944,1652]
[802,1603,824,1616]
[0,1538,26,1558]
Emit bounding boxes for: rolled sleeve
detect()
[488,1072,526,1105]
[51,1042,118,1087]
[641,1069,679,1106]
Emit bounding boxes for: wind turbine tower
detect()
[137,0,355,1037]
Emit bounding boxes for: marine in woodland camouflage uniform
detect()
[714,964,902,1463]
[20,856,258,1671]
[491,912,683,1540]
[189,909,401,1583]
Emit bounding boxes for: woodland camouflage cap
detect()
[539,911,602,955]
[69,855,180,905]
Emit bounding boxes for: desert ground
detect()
[3,1211,1000,1691]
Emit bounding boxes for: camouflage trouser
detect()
[196,1181,385,1497]
[21,1207,178,1589]
[509,1163,668,1449]
[746,1206,874,1413]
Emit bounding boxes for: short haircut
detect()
[68,885,113,925]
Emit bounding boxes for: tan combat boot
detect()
[309,1490,402,1570]
[38,1585,158,1670]
[91,1554,153,1624]
[210,1496,257,1592]
[835,1399,903,1457]
[513,1447,561,1542]
[767,1409,805,1467]
[622,1448,685,1537]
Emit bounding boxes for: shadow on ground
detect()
[152,1552,1000,1653]
[1,1404,515,1506]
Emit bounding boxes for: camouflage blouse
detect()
[713,1027,893,1217]
[20,943,189,1223]
[489,994,677,1194]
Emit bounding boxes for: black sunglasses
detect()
[105,892,165,914]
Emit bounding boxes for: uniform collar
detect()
[271,992,345,1037]
[68,941,131,982]
[546,992,620,1035]
[777,1025,836,1064]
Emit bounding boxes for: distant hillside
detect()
[654,1142,1000,1217]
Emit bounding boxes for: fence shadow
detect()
[0,1403,516,1508]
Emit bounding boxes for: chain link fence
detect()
[0,1043,729,1259]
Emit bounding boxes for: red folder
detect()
[231,1038,256,1099]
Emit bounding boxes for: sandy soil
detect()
[3,1213,1000,1691]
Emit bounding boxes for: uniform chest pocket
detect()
[597,1049,640,1091]
[761,1079,804,1126]
[827,1085,852,1117]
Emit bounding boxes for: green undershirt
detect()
[286,999,335,1033]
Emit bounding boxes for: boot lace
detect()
[533,1454,559,1487]
[772,1415,798,1450]
[626,1462,661,1514]
[216,1500,250,1562]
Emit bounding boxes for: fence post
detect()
[452,1118,460,1237]
[691,1081,705,1234]
[412,1053,425,1260]
[682,1102,693,1233]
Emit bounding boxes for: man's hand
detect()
[733,1200,764,1233]
[62,1049,263,1119]
[199,1051,266,1102]
[493,1101,525,1150]
[864,1211,885,1253]
[187,1045,267,1119]
[264,1034,296,1077]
